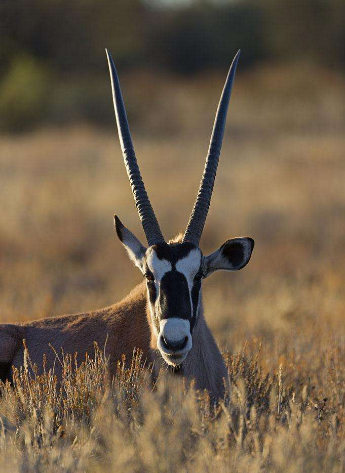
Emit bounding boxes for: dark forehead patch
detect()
[151,241,199,264]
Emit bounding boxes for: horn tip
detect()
[105,48,114,67]
[114,214,122,226]
[227,49,241,77]
[232,49,241,67]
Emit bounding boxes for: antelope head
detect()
[106,50,254,367]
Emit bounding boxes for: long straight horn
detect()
[183,50,241,245]
[106,49,165,246]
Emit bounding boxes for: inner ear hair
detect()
[221,237,254,270]
[114,215,147,269]
[204,237,254,275]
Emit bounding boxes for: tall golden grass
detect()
[0,64,344,471]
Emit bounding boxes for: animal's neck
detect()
[182,305,228,399]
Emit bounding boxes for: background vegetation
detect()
[0,0,344,472]
[0,0,344,131]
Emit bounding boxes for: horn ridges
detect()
[106,49,164,246]
[183,50,241,245]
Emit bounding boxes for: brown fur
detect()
[5,282,151,377]
[0,278,228,399]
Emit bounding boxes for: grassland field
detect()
[0,63,344,472]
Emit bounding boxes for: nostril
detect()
[179,336,188,350]
[161,335,188,351]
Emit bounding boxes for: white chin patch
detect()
[157,318,192,366]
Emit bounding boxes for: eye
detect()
[194,271,203,282]
[144,272,155,282]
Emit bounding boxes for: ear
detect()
[204,237,254,277]
[114,215,147,272]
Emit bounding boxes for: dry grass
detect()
[0,64,345,471]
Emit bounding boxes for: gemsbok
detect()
[0,49,254,401]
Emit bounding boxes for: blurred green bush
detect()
[0,55,49,132]
[0,0,344,132]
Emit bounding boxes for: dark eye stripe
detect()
[144,269,154,280]
[147,280,157,305]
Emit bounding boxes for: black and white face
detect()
[115,216,254,367]
[144,242,203,366]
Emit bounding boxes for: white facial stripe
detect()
[146,251,172,281]
[176,249,201,277]
[175,249,202,290]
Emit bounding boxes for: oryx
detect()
[0,50,253,401]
